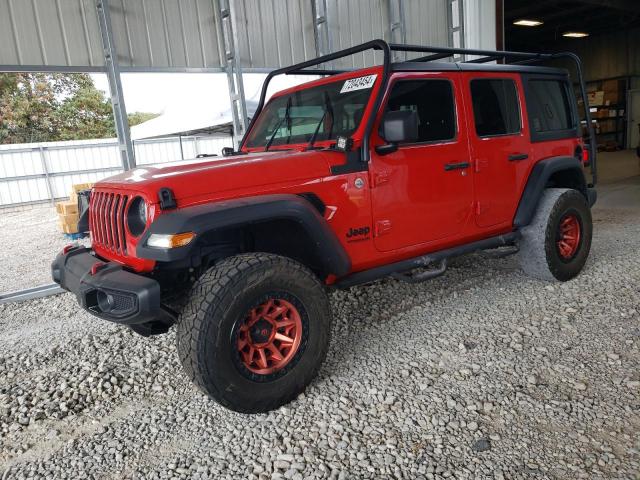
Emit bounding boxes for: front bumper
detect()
[51,247,171,325]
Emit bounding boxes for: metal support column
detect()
[96,0,135,170]
[38,146,55,205]
[388,0,406,62]
[447,0,465,60]
[215,0,248,150]
[312,0,331,58]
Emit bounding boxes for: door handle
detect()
[508,153,528,161]
[444,161,471,171]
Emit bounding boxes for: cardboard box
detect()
[69,182,94,200]
[59,212,78,224]
[55,200,78,215]
[58,222,79,234]
[601,79,621,93]
[588,91,604,106]
[603,90,621,105]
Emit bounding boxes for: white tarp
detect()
[130,75,318,140]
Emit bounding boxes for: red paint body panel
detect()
[461,72,531,228]
[368,72,475,252]
[87,66,585,281]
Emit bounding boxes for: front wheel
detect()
[176,253,331,413]
[518,188,593,282]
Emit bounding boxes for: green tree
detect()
[56,74,115,140]
[0,73,158,144]
[128,111,159,127]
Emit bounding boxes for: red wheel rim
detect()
[236,298,303,375]
[557,214,581,260]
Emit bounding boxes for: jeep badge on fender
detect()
[346,226,371,240]
[52,39,596,414]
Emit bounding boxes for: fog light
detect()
[147,232,195,249]
[97,290,115,313]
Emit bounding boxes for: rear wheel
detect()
[518,188,592,281]
[176,253,331,413]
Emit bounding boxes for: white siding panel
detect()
[0,135,233,207]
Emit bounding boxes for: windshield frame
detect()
[242,66,383,153]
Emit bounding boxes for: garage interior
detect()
[504,0,640,183]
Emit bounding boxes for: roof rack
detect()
[243,40,596,184]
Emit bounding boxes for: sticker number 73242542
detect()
[339,74,377,94]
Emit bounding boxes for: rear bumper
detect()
[51,247,172,325]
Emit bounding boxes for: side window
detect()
[470,79,521,137]
[384,80,456,143]
[527,80,574,133]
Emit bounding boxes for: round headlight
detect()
[127,196,147,237]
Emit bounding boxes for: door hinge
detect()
[375,220,392,236]
[475,201,488,216]
[474,159,488,173]
[373,170,391,186]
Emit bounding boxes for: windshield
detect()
[244,74,377,149]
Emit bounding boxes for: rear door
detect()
[464,74,531,228]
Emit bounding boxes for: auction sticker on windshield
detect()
[340,74,377,93]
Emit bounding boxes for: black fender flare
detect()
[513,156,593,228]
[136,194,351,277]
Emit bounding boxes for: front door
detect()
[370,75,474,252]
[464,74,530,228]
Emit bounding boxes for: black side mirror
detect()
[376,110,419,155]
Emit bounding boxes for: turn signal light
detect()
[147,232,196,249]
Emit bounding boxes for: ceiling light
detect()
[563,31,589,38]
[513,19,543,27]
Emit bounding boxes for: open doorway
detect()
[504,0,640,182]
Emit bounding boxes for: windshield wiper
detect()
[305,92,334,151]
[265,97,292,152]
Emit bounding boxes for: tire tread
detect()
[176,253,330,413]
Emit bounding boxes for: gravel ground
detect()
[1,179,639,479]
[0,206,89,293]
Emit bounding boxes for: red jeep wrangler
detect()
[53,41,597,413]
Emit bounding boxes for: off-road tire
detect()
[176,253,331,413]
[518,188,592,281]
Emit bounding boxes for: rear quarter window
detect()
[523,76,579,142]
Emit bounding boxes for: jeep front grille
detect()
[89,191,129,254]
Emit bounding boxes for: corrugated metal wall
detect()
[0,136,232,207]
[322,0,451,69]
[551,27,640,82]
[324,0,389,69]
[0,0,103,67]
[405,1,450,49]
[110,0,225,69]
[234,0,317,69]
[0,0,452,71]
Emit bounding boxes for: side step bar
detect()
[336,232,521,289]
[392,259,448,284]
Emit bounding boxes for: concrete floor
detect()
[597,149,640,184]
[596,175,640,210]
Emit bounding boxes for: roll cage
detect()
[241,39,597,185]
